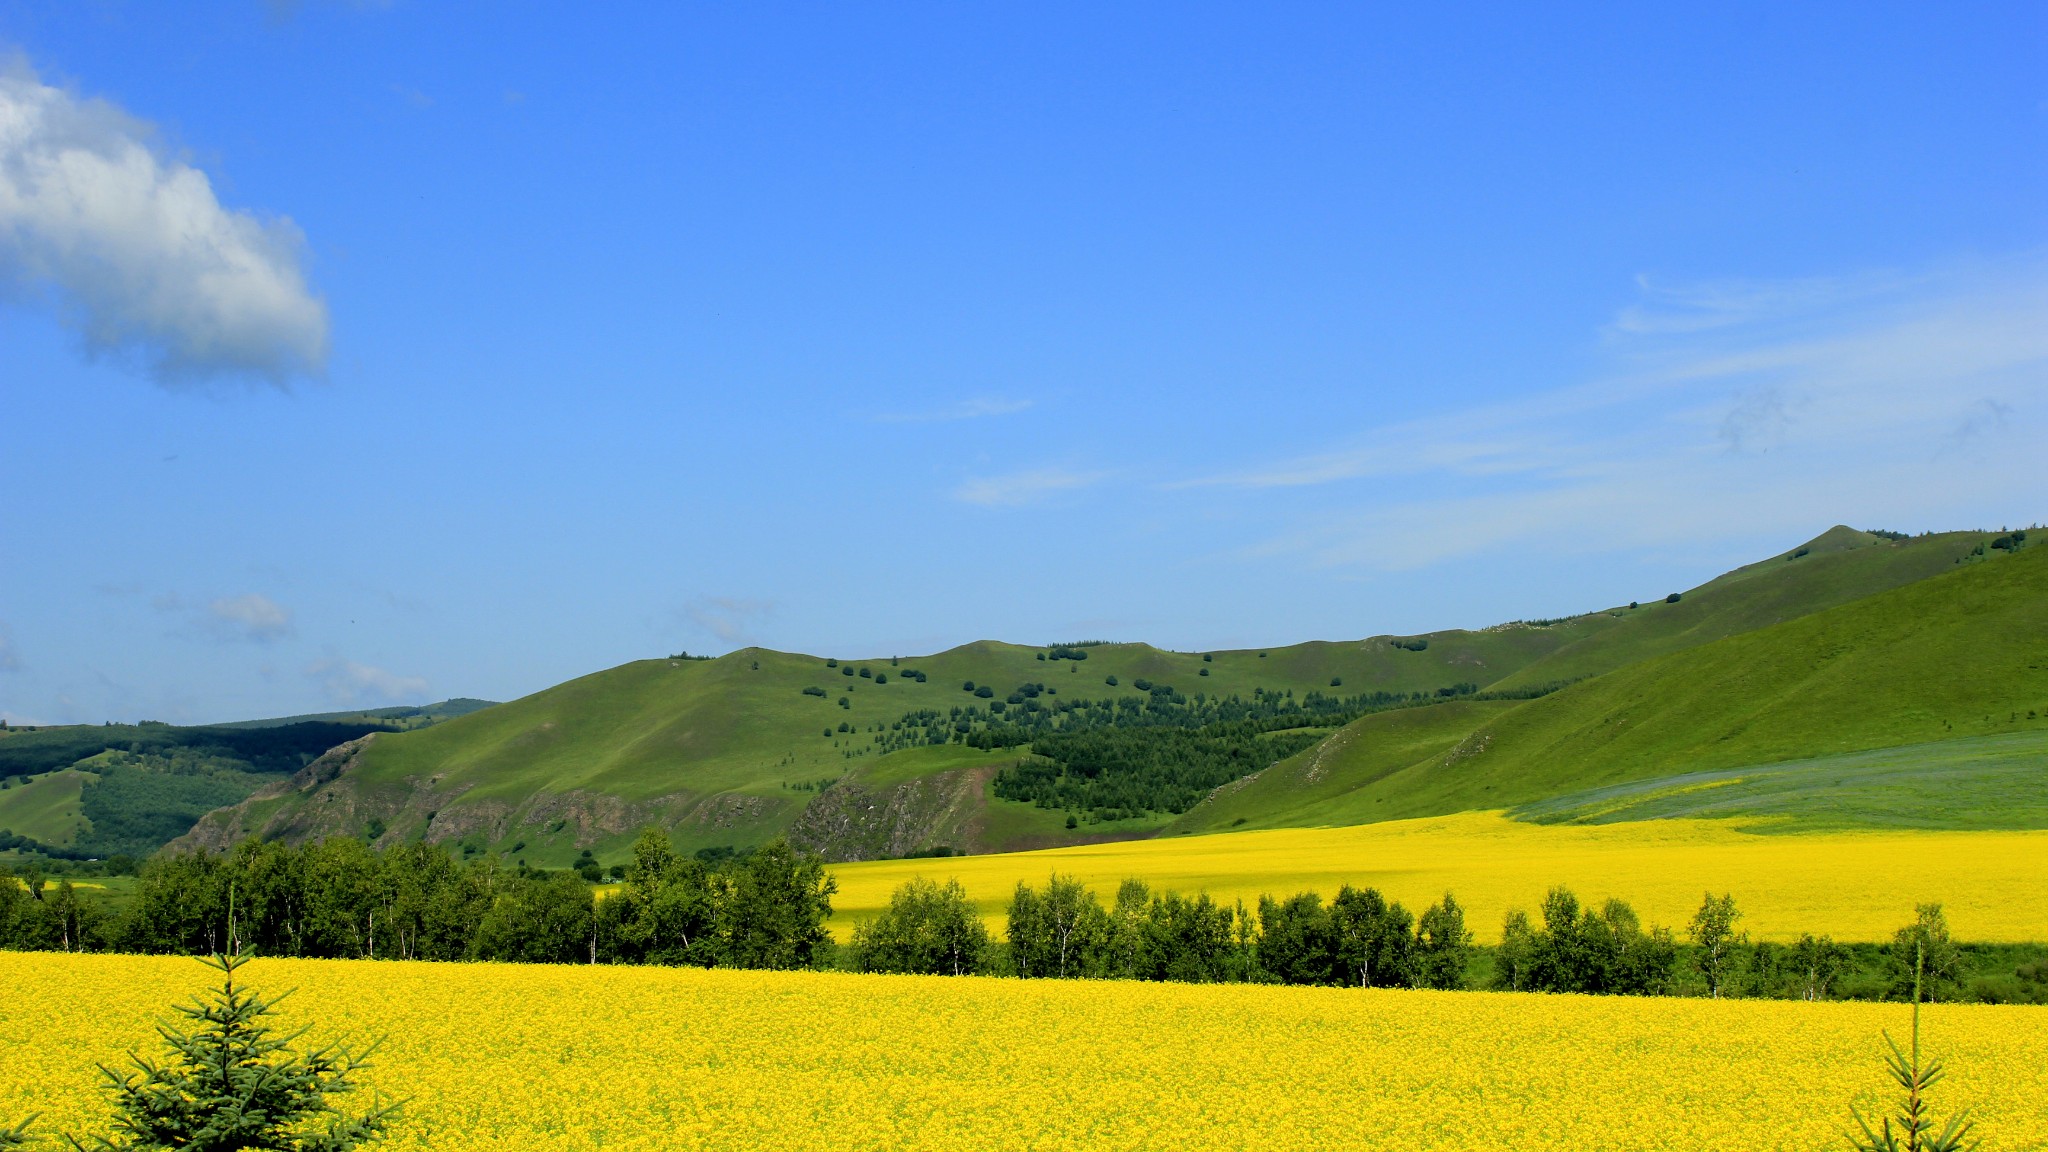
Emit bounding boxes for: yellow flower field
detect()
[831,812,2048,942]
[3,951,2045,1151]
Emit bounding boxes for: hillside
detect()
[1184,531,2046,833]
[0,706,488,864]
[169,525,2023,866]
[176,626,1612,864]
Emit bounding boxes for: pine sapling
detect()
[63,948,400,1152]
[1847,943,1979,1152]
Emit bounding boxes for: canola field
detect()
[4,951,2046,1151]
[832,812,2048,942]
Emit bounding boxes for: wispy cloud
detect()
[955,467,1107,507]
[205,594,293,642]
[875,396,1034,424]
[1195,254,2048,570]
[305,658,428,706]
[0,57,328,383]
[684,597,773,645]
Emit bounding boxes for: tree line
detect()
[851,874,2047,1003]
[7,836,2043,1003]
[0,831,836,970]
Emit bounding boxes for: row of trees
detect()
[847,875,2025,1004]
[6,835,2028,1005]
[852,873,1473,988]
[0,832,836,970]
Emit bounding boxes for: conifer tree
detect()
[63,949,398,1151]
[1847,943,1979,1152]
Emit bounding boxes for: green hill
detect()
[1182,531,2047,833]
[170,525,2044,865]
[0,709,488,865]
[175,625,1614,865]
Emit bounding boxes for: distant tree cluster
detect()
[1000,875,1468,986]
[0,833,836,971]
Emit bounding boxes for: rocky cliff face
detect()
[785,765,998,863]
[169,733,759,854]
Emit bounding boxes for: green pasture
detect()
[1512,728,2048,831]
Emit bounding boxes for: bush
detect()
[1104,675,1119,687]
[802,686,827,698]
[1665,592,1682,603]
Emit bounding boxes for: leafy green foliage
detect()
[850,877,989,975]
[599,830,835,970]
[61,949,397,1151]
[1688,893,1745,998]
[1487,888,1678,995]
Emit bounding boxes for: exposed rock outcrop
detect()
[786,765,997,862]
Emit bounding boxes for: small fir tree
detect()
[1847,943,1979,1152]
[63,949,398,1152]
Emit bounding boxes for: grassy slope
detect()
[1490,527,1987,691]
[0,769,92,845]
[1174,700,1524,833]
[305,627,1611,861]
[1346,540,2048,821]
[1183,527,2013,833]
[1510,729,2048,831]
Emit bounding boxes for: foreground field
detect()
[830,812,2048,942]
[4,952,2044,1151]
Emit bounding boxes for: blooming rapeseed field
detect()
[3,951,2045,1151]
[832,812,2048,942]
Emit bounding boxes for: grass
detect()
[1203,537,2048,832]
[1489,527,1991,692]
[828,810,2048,945]
[0,769,91,846]
[1511,729,2048,831]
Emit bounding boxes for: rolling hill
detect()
[175,628,1599,864]
[0,703,491,863]
[169,525,2035,866]
[1179,528,2046,834]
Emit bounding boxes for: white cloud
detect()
[206,593,292,642]
[1198,254,2048,571]
[875,396,1034,423]
[955,467,1106,507]
[0,60,328,383]
[305,658,428,706]
[684,597,773,645]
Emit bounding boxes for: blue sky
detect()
[2,2,2044,724]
